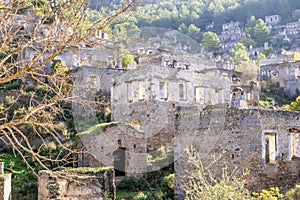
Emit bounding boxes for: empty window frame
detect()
[127,82,133,102]
[179,82,187,101]
[289,132,300,159]
[113,83,118,101]
[262,131,278,164]
[159,81,168,99]
[88,75,98,89]
[195,87,204,103]
[138,80,145,100]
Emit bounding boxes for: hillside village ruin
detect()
[1,5,300,200]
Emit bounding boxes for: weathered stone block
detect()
[38,168,115,200]
[0,173,11,200]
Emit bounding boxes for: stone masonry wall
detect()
[76,123,148,177]
[38,168,115,200]
[0,174,11,200]
[175,108,300,199]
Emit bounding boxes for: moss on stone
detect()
[76,122,118,137]
[67,167,111,174]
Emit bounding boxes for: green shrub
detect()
[161,174,174,199]
[118,177,150,191]
[285,184,300,200]
[144,164,174,189]
[183,146,252,200]
[252,187,283,199]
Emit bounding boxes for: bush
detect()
[161,174,174,199]
[286,96,300,111]
[260,83,293,107]
[252,187,283,199]
[134,192,158,200]
[285,184,300,200]
[144,164,174,189]
[118,177,150,191]
[183,146,252,200]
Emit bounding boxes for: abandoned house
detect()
[175,108,300,199]
[286,20,300,37]
[76,46,261,179]
[260,59,300,97]
[265,15,282,27]
[219,21,247,52]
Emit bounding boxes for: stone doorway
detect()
[113,147,126,176]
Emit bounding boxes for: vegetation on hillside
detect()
[260,83,298,108]
[92,0,300,42]
[0,1,139,198]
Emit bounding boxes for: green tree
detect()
[187,24,201,41]
[179,4,190,20]
[178,23,188,34]
[253,19,270,45]
[122,48,136,68]
[201,31,220,53]
[257,52,267,62]
[239,37,255,48]
[245,15,256,37]
[231,42,250,65]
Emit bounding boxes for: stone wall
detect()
[175,108,300,199]
[76,119,175,176]
[0,162,11,200]
[111,65,231,125]
[38,168,115,200]
[260,60,300,97]
[76,123,149,177]
[0,174,11,200]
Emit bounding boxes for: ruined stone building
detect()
[260,59,300,97]
[219,21,247,52]
[286,20,300,37]
[2,8,122,91]
[73,41,300,199]
[265,15,282,28]
[38,168,115,200]
[76,46,261,180]
[175,108,300,198]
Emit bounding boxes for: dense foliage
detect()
[285,96,300,111]
[260,83,296,108]
[93,0,300,42]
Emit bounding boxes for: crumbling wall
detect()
[0,174,11,200]
[76,123,148,177]
[175,108,300,199]
[0,162,11,200]
[38,168,115,200]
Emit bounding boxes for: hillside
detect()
[90,0,300,42]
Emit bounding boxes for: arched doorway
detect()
[113,147,126,176]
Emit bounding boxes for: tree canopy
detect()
[92,0,300,42]
[231,42,250,65]
[201,31,220,53]
[253,19,270,45]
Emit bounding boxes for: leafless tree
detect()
[0,0,140,174]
